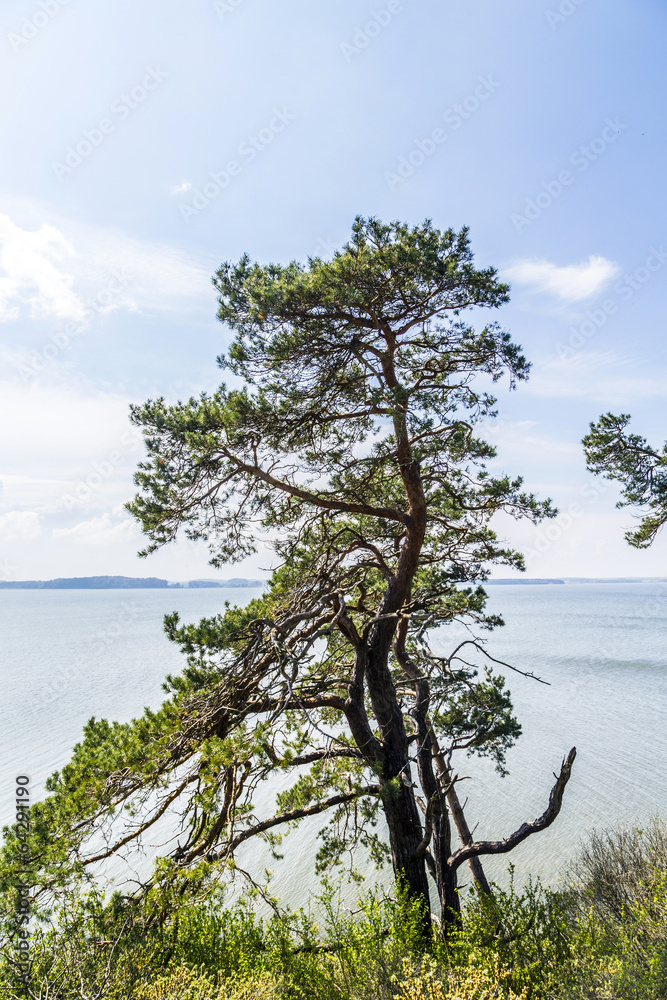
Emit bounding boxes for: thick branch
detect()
[243,693,347,715]
[448,748,576,871]
[223,450,408,523]
[430,730,493,897]
[415,793,436,860]
[218,784,382,857]
[289,748,363,766]
[260,745,363,767]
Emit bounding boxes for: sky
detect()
[0,0,665,582]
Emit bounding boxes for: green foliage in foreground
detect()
[2,820,667,1000]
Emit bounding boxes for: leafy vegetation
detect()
[2,820,667,999]
[583,412,667,548]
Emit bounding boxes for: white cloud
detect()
[53,513,138,546]
[481,418,581,457]
[170,180,192,195]
[0,207,214,328]
[70,222,213,316]
[506,255,620,302]
[0,511,41,540]
[0,213,86,322]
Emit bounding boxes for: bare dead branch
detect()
[448,748,577,871]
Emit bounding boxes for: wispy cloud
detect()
[0,379,139,517]
[481,418,582,458]
[53,513,138,546]
[0,510,41,541]
[505,255,620,302]
[528,352,667,402]
[0,208,214,326]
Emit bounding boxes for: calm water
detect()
[1,583,666,907]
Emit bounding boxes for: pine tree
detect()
[1,218,576,932]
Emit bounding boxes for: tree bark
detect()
[347,634,431,926]
[381,775,433,924]
[364,628,432,923]
[432,804,460,919]
[445,781,493,897]
[430,735,493,898]
[393,619,460,924]
[360,498,433,919]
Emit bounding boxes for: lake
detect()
[2,583,666,908]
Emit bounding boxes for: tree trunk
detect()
[445,781,493,898]
[357,382,433,925]
[348,639,432,929]
[431,736,494,898]
[411,721,460,925]
[381,776,432,923]
[430,798,461,922]
[393,616,462,928]
[366,641,432,927]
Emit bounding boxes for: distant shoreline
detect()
[484,577,667,585]
[0,576,267,590]
[0,575,665,590]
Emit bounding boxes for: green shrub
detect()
[567,816,667,923]
[133,965,285,1000]
[392,955,528,1000]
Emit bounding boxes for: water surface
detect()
[2,583,665,906]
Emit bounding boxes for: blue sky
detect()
[0,0,665,581]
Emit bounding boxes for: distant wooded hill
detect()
[0,576,266,590]
[485,577,667,585]
[1,576,663,591]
